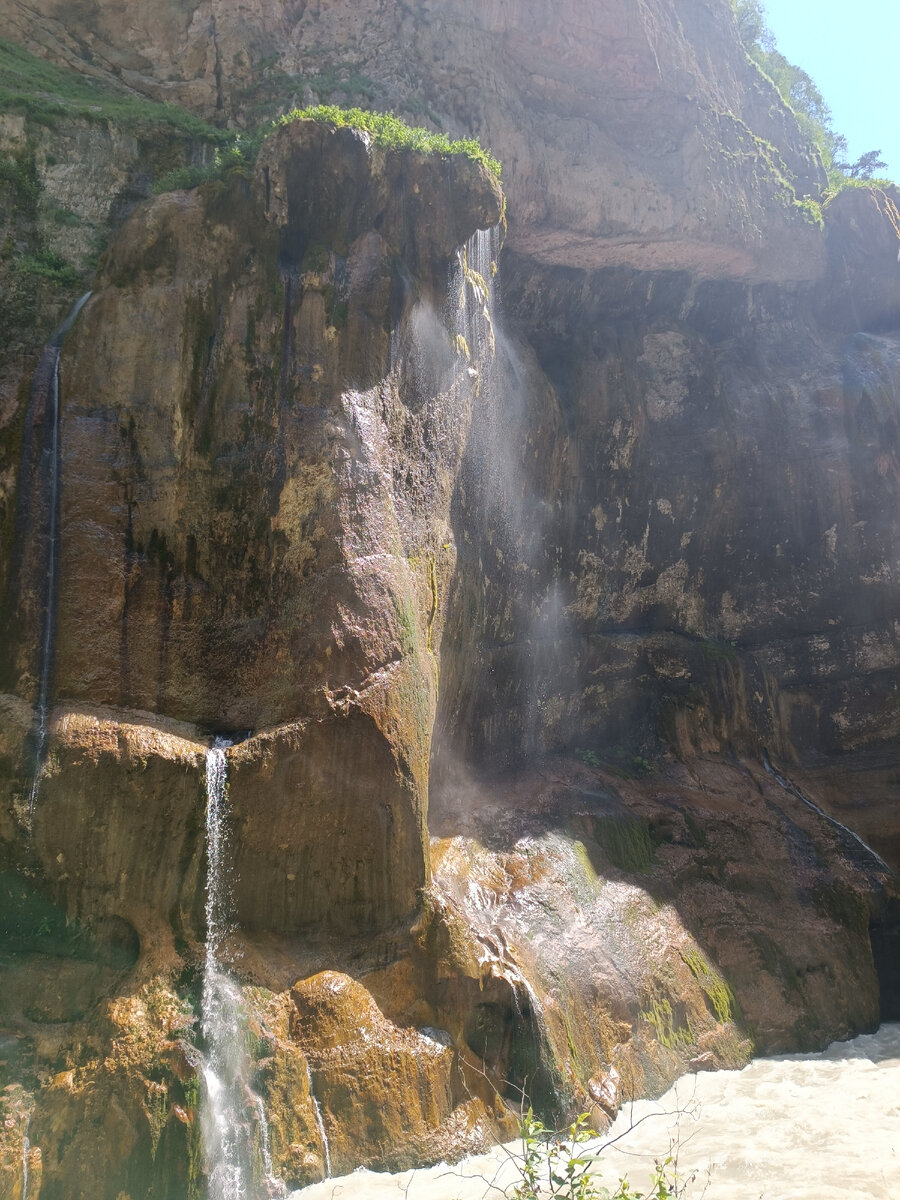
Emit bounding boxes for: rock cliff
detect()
[1,1,900,1197]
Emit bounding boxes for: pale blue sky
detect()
[761,0,899,179]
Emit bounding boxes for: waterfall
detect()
[451,227,566,756]
[763,754,891,873]
[21,1113,30,1200]
[24,290,92,821]
[200,739,285,1200]
[453,226,499,377]
[305,1062,331,1178]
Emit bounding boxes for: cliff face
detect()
[2,1,900,1197]
[8,0,824,280]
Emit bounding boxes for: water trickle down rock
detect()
[3,292,91,823]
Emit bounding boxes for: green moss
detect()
[453,332,470,360]
[701,638,739,666]
[594,816,654,875]
[640,997,694,1051]
[571,839,600,884]
[278,105,502,179]
[0,146,40,217]
[680,947,736,1024]
[563,1012,579,1064]
[301,242,331,275]
[393,591,419,659]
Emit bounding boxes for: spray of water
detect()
[449,229,568,759]
[200,739,285,1200]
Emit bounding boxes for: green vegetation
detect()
[0,37,227,142]
[0,39,501,206]
[640,996,694,1052]
[594,816,654,875]
[0,146,40,217]
[278,105,502,178]
[730,1,892,195]
[680,947,736,1025]
[512,1109,686,1199]
[151,133,263,194]
[12,248,83,288]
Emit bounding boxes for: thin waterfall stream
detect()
[24,290,92,820]
[200,739,285,1199]
[305,1062,331,1179]
[20,1113,30,1200]
[763,753,891,872]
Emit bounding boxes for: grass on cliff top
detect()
[279,105,502,179]
[0,38,227,142]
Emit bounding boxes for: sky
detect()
[761,0,900,180]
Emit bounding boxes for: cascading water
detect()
[304,1062,331,1178]
[21,291,92,820]
[200,739,285,1200]
[21,1113,30,1200]
[450,228,568,757]
[452,226,499,390]
[763,753,891,872]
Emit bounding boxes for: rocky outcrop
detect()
[0,114,509,1196]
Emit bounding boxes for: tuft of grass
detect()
[278,105,502,178]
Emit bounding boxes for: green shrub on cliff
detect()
[151,133,264,193]
[278,105,502,178]
[729,2,891,194]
